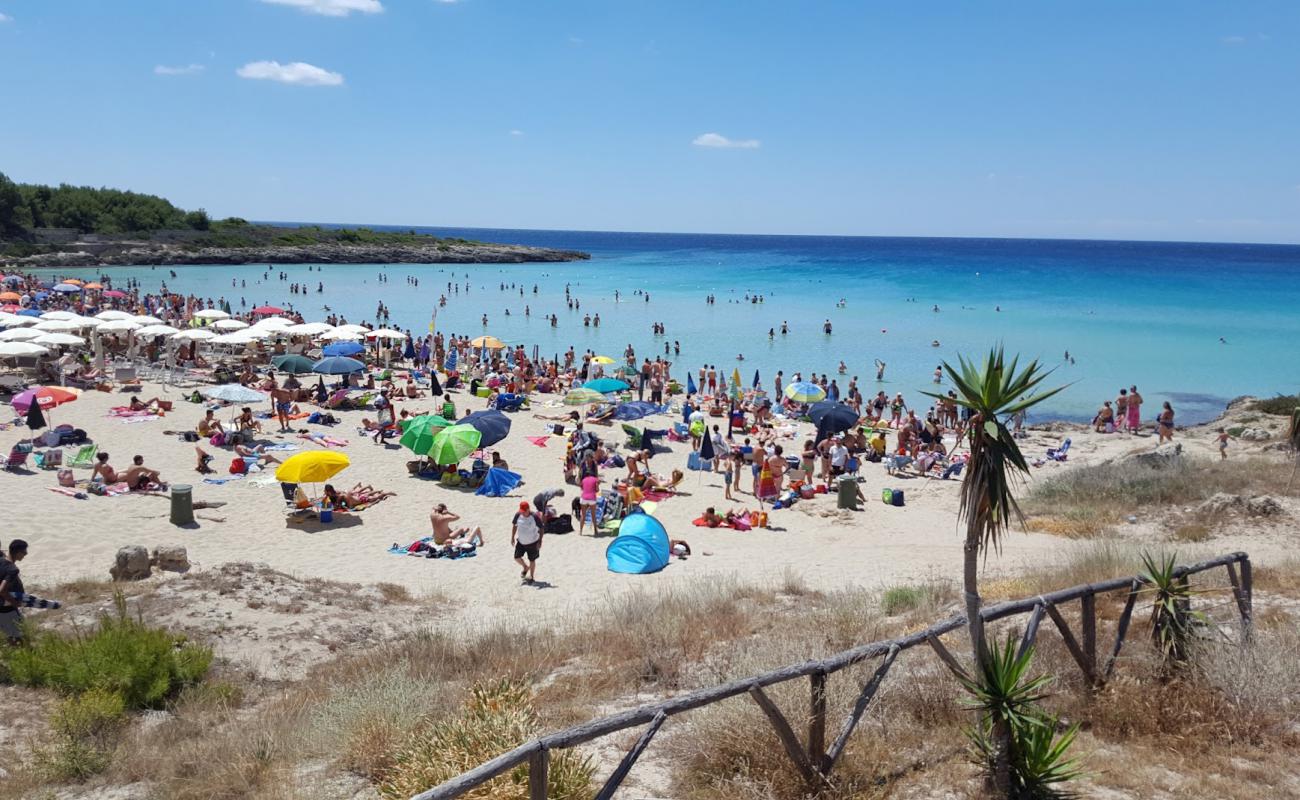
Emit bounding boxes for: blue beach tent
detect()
[605,512,671,575]
[474,467,523,497]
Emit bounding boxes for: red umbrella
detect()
[1,304,18,313]
[253,306,285,315]
[12,386,79,414]
[102,289,128,299]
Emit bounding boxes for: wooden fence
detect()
[411,551,1252,800]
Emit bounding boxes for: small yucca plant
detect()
[1140,551,1205,667]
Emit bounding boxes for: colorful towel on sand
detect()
[48,486,87,499]
[642,489,675,502]
[203,475,244,485]
[526,436,549,447]
[692,514,751,530]
[389,537,478,559]
[262,442,299,451]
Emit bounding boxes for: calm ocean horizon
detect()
[52,226,1300,425]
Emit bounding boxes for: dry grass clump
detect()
[879,579,958,617]
[1025,456,1292,537]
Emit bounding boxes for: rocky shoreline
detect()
[9,240,590,268]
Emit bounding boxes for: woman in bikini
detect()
[1157,401,1175,444]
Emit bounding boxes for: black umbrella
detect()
[429,371,443,397]
[810,400,858,443]
[699,428,715,462]
[25,400,46,431]
[461,409,512,447]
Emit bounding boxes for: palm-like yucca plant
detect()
[1006,714,1083,799]
[922,346,1066,662]
[1139,551,1205,667]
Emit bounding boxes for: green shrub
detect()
[36,688,127,781]
[1252,394,1300,416]
[6,594,212,709]
[379,680,593,800]
[881,585,925,614]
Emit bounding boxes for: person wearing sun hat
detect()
[511,500,545,584]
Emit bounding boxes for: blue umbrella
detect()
[32,292,49,302]
[17,308,41,317]
[2,275,22,285]
[461,409,512,447]
[584,377,630,394]
[686,373,697,395]
[444,348,458,372]
[38,280,54,289]
[53,283,82,293]
[312,356,366,375]
[323,341,364,357]
[698,429,715,462]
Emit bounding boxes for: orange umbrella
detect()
[63,278,84,286]
[84,282,104,290]
[0,292,20,302]
[11,385,79,414]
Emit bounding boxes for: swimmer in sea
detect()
[838,360,847,374]
[874,359,886,381]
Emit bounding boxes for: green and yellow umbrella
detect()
[429,424,482,465]
[591,355,616,365]
[398,414,454,455]
[784,381,827,404]
[275,451,350,484]
[564,387,606,406]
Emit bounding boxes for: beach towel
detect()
[262,442,300,452]
[11,591,61,609]
[107,407,161,419]
[526,436,549,447]
[298,433,349,448]
[202,475,245,485]
[642,489,675,502]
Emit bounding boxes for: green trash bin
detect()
[836,476,859,510]
[170,484,195,526]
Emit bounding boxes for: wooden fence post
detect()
[809,672,827,773]
[1104,579,1142,680]
[594,712,666,800]
[748,685,820,786]
[1017,602,1046,660]
[1080,593,1097,680]
[528,749,548,800]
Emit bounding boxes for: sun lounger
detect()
[1047,438,1072,462]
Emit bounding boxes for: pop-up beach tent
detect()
[605,511,670,574]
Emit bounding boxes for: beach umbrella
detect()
[33,333,85,347]
[320,328,363,340]
[564,387,605,406]
[232,327,273,340]
[83,282,103,290]
[443,348,458,372]
[213,319,249,330]
[200,384,268,403]
[12,386,78,414]
[686,374,697,395]
[428,371,443,397]
[275,451,350,484]
[52,283,82,294]
[62,278,84,286]
[753,370,760,389]
[92,319,140,333]
[0,276,20,285]
[95,310,134,321]
[102,290,128,299]
[173,329,217,341]
[193,308,230,320]
[272,354,317,375]
[210,332,259,345]
[368,328,406,340]
[784,381,826,404]
[135,324,180,337]
[584,377,630,394]
[428,424,482,465]
[252,305,285,315]
[0,328,42,341]
[699,427,716,462]
[335,324,371,335]
[1,315,37,327]
[33,320,82,333]
[0,342,48,357]
[312,356,365,375]
[322,341,365,357]
[0,292,19,302]
[591,355,616,365]
[132,315,163,325]
[732,367,742,389]
[40,310,79,321]
[809,400,859,442]
[461,409,512,447]
[25,399,46,431]
[286,322,334,336]
[252,316,293,329]
[469,335,505,350]
[398,414,455,455]
[17,309,42,318]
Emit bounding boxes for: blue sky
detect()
[1,0,1298,242]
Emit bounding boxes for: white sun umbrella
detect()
[213,319,249,330]
[193,309,231,320]
[34,332,86,347]
[173,329,217,341]
[0,315,39,328]
[40,310,79,321]
[33,319,82,332]
[95,310,135,321]
[233,326,274,339]
[0,312,15,325]
[132,315,164,325]
[67,316,102,329]
[0,327,43,341]
[286,321,334,336]
[320,328,364,340]
[135,324,180,337]
[368,328,406,340]
[335,324,371,335]
[0,341,49,357]
[95,319,141,332]
[253,316,293,328]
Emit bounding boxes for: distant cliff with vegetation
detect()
[0,172,588,266]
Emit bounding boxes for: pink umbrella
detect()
[102,290,128,299]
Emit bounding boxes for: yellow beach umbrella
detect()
[731,367,742,388]
[275,451,350,484]
[470,335,505,350]
[591,355,616,365]
[63,278,84,286]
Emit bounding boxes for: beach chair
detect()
[4,440,34,472]
[1047,438,1072,462]
[886,454,914,476]
[33,449,62,470]
[67,444,99,469]
[115,365,141,389]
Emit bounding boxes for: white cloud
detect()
[154,64,205,76]
[259,0,382,17]
[0,13,12,22]
[509,129,524,137]
[237,61,344,86]
[692,132,760,150]
[1221,35,1247,45]
[433,0,460,4]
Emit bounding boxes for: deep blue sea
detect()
[55,227,1300,425]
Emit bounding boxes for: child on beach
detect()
[1217,428,1229,460]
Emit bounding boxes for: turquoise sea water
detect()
[48,229,1300,424]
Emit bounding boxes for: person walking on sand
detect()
[511,500,544,584]
[0,539,29,646]
[1126,385,1143,434]
[1157,401,1175,444]
[1216,427,1230,460]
